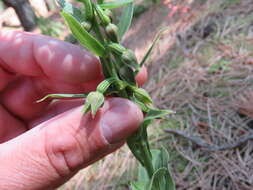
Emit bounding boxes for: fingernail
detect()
[100,99,143,144]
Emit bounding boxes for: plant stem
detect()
[92,6,161,189]
[92,16,104,44]
[141,141,154,178]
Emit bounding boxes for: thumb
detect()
[0,98,143,190]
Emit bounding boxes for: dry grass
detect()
[146,0,253,189]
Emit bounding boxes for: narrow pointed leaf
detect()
[140,29,165,67]
[130,109,174,164]
[57,0,84,22]
[138,109,174,139]
[61,11,106,57]
[144,108,175,123]
[37,94,86,103]
[127,120,152,166]
[130,97,150,113]
[127,135,145,166]
[131,87,152,104]
[139,122,152,157]
[118,2,134,40]
[100,0,133,9]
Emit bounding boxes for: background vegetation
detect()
[1,0,253,189]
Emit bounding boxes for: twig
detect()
[164,129,253,151]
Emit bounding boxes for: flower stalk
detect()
[41,0,176,189]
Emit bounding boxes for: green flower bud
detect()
[121,49,138,66]
[105,23,118,42]
[81,21,92,31]
[119,66,136,84]
[95,5,111,26]
[83,91,104,117]
[104,9,113,20]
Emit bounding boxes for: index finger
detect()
[0,30,103,85]
[0,30,103,120]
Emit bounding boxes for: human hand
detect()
[0,31,147,190]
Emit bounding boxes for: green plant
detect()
[39,0,175,189]
[208,59,231,74]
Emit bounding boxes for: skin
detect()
[0,30,147,190]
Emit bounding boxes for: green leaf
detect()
[96,77,118,93]
[154,148,170,171]
[86,91,105,117]
[127,131,146,166]
[153,149,176,190]
[144,108,175,124]
[148,168,173,190]
[137,150,160,181]
[135,109,174,155]
[135,149,175,190]
[132,148,173,190]
[100,0,133,9]
[130,109,175,165]
[165,171,176,190]
[118,2,134,40]
[97,0,104,4]
[61,11,106,57]
[127,121,152,167]
[37,94,86,103]
[130,97,150,113]
[130,181,146,190]
[140,28,166,67]
[129,146,144,166]
[58,0,84,22]
[131,87,152,104]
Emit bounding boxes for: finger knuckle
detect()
[43,124,90,177]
